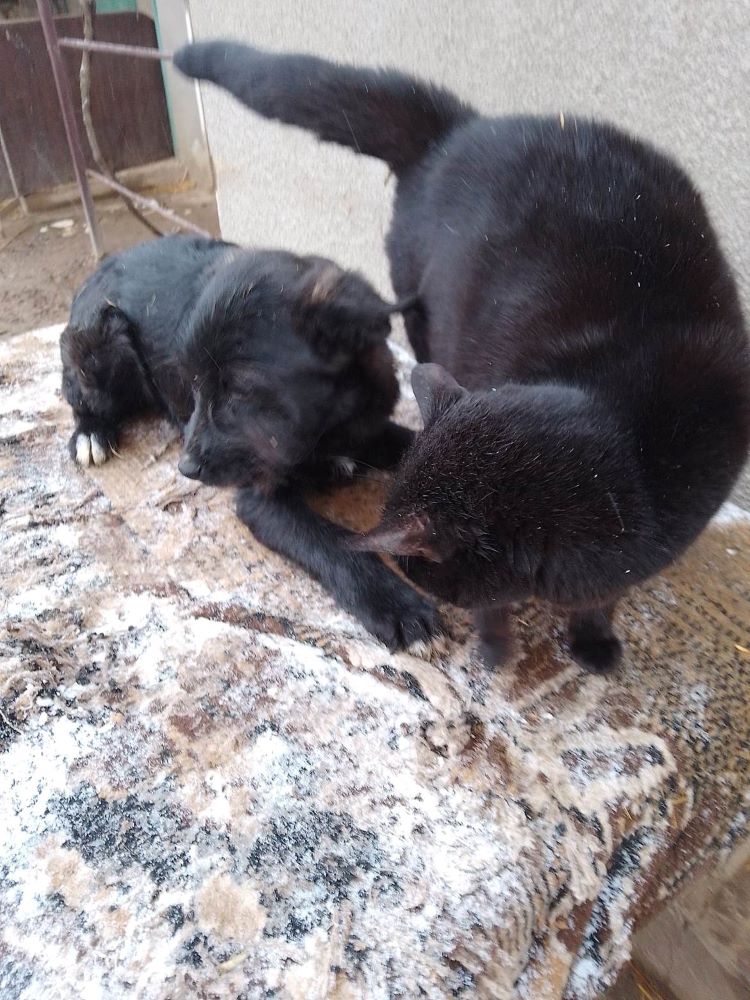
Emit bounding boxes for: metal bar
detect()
[58,37,173,61]
[0,119,29,215]
[36,0,102,259]
[88,170,211,238]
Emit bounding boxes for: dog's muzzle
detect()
[178,453,202,480]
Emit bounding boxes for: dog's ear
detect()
[60,307,135,377]
[293,260,394,359]
[100,304,133,342]
[350,513,456,562]
[411,363,467,425]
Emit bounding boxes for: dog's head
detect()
[177,254,398,491]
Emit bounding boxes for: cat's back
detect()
[420,114,702,245]
[403,114,749,540]
[409,114,742,374]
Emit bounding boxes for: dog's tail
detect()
[174,41,474,174]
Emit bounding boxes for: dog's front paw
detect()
[356,575,441,652]
[69,430,110,468]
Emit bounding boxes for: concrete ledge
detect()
[17,157,206,213]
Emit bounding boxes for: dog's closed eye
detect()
[219,363,272,400]
[217,382,254,408]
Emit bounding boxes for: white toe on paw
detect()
[75,432,108,467]
[333,455,357,477]
[90,435,108,466]
[75,433,92,467]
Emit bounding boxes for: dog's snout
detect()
[178,453,202,480]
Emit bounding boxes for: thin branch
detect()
[60,36,172,60]
[88,170,210,237]
[79,0,162,236]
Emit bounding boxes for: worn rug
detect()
[1,324,749,999]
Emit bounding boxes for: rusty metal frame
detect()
[36,0,209,259]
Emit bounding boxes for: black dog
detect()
[60,235,439,649]
[175,43,750,671]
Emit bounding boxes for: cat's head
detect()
[354,363,643,608]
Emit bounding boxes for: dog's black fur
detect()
[175,42,750,672]
[60,235,439,649]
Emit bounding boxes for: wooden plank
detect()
[0,11,173,197]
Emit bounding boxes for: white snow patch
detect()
[0,368,60,415]
[0,416,37,438]
[711,501,750,526]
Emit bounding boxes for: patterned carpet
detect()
[1,324,749,999]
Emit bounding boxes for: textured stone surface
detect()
[1,325,749,999]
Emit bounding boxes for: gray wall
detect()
[153,0,214,190]
[187,0,749,310]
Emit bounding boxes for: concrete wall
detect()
[186,0,749,312]
[153,0,214,190]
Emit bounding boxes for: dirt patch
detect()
[0,190,219,336]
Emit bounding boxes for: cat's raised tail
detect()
[174,40,473,174]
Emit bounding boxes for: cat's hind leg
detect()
[569,603,622,672]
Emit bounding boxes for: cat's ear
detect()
[294,260,393,358]
[351,513,455,562]
[411,363,467,425]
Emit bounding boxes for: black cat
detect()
[61,235,439,649]
[175,42,750,671]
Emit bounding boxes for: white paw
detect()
[332,455,357,478]
[75,432,108,467]
[90,435,108,466]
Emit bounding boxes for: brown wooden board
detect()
[0,12,173,197]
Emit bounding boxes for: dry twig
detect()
[79,0,162,236]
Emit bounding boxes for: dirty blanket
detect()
[1,324,749,1000]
